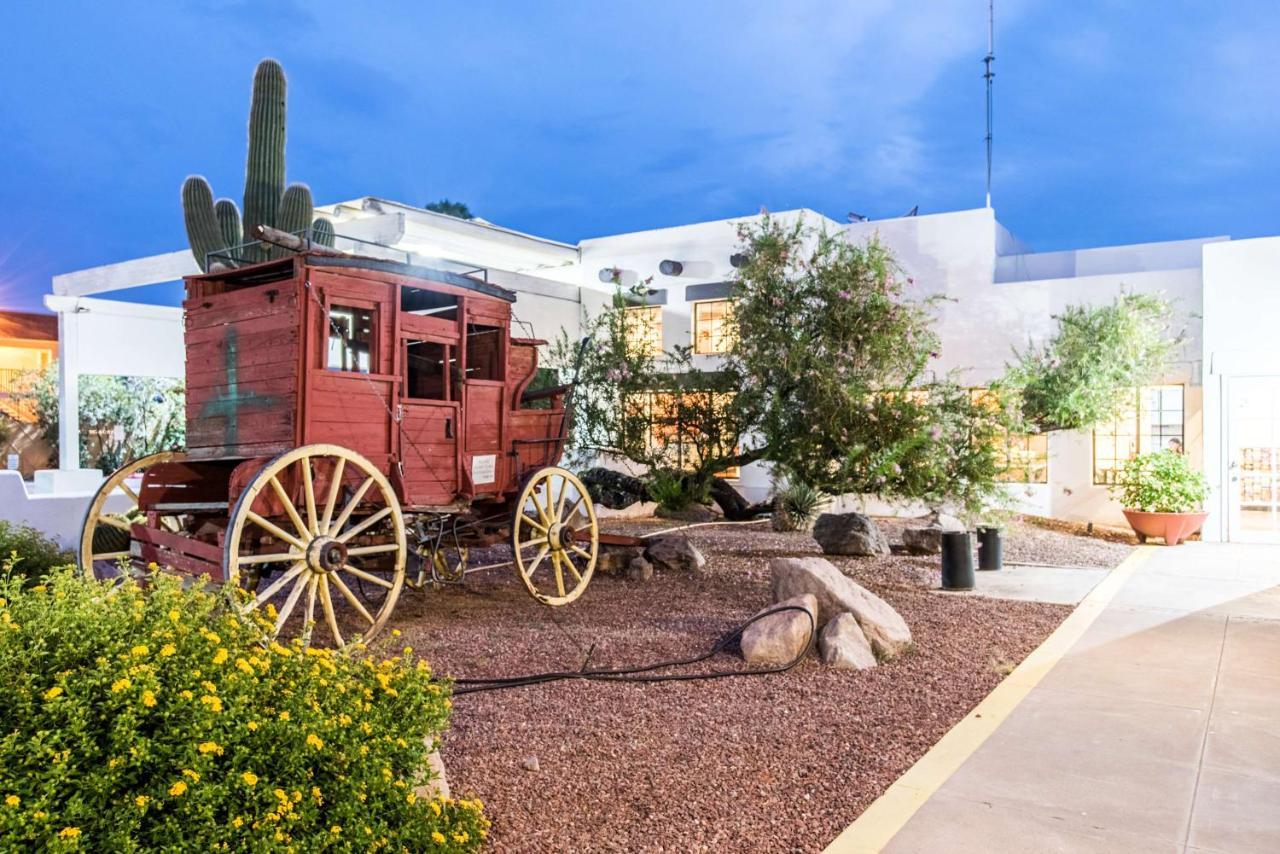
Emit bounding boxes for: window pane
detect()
[693,299,735,355]
[624,306,663,357]
[400,287,459,320]
[1140,384,1184,455]
[971,388,1048,483]
[465,324,503,381]
[405,340,448,400]
[327,305,374,373]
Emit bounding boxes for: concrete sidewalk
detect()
[884,543,1280,853]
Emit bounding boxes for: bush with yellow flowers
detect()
[0,569,487,851]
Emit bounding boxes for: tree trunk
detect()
[708,477,772,521]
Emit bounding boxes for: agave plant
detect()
[182,59,334,271]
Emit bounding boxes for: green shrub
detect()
[1110,450,1209,513]
[772,480,826,532]
[0,520,74,582]
[646,468,710,512]
[0,570,487,851]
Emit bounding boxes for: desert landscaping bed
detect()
[393,519,1129,852]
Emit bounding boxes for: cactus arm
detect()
[214,199,242,262]
[182,176,222,273]
[242,58,287,259]
[271,183,315,260]
[311,217,335,248]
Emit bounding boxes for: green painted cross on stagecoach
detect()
[198,326,277,450]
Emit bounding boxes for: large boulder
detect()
[740,594,818,665]
[578,467,647,509]
[414,746,451,801]
[812,512,890,557]
[819,612,877,670]
[770,556,912,659]
[596,545,645,575]
[901,526,944,555]
[625,555,654,583]
[644,536,707,574]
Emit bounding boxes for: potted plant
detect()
[1110,450,1209,545]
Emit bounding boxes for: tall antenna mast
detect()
[984,0,995,209]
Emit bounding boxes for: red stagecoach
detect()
[78,248,599,647]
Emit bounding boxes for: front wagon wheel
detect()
[224,444,406,648]
[510,466,598,606]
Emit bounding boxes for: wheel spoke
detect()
[568,544,592,561]
[160,516,181,534]
[268,476,310,542]
[245,510,308,551]
[330,573,375,625]
[273,571,310,634]
[555,476,569,520]
[92,551,130,561]
[320,457,346,535]
[100,515,133,533]
[236,550,305,565]
[518,536,548,550]
[329,477,374,539]
[340,564,395,589]
[246,562,306,610]
[525,544,550,577]
[563,554,584,584]
[300,457,318,536]
[119,481,140,505]
[565,494,585,522]
[541,484,555,527]
[305,574,318,635]
[521,512,548,534]
[336,506,392,543]
[346,543,400,557]
[551,551,567,597]
[319,578,344,647]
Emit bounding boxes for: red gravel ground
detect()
[391,520,1122,852]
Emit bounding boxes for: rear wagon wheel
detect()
[78,451,186,581]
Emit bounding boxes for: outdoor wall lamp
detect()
[729,252,750,268]
[658,259,684,276]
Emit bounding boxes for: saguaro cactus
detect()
[182,59,334,271]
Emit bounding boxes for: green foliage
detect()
[0,570,487,852]
[1003,292,1179,433]
[728,216,1007,515]
[771,479,826,532]
[1110,450,1208,512]
[182,59,332,271]
[25,363,185,473]
[0,521,72,582]
[646,468,710,512]
[423,199,474,220]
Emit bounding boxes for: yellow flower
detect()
[330,826,341,835]
[42,686,63,701]
[241,771,258,787]
[58,827,81,840]
[180,689,194,700]
[198,741,222,755]
[431,831,446,844]
[182,769,200,782]
[169,781,188,797]
[4,795,18,807]
[231,817,244,829]
[31,585,46,593]
[147,561,159,571]
[391,629,401,637]
[201,680,217,694]
[168,609,180,623]
[311,786,322,802]
[265,604,278,619]
[135,795,149,808]
[159,643,176,657]
[277,710,289,721]
[111,677,132,693]
[235,658,254,674]
[33,811,46,819]
[200,695,222,713]
[429,801,442,817]
[452,831,470,843]
[142,690,157,708]
[306,733,324,750]
[246,721,259,731]
[130,644,149,657]
[212,648,228,666]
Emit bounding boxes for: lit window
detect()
[971,389,1049,484]
[692,299,735,355]
[327,305,374,373]
[1093,385,1184,484]
[628,390,740,479]
[624,306,662,357]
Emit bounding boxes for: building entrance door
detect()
[1228,376,1280,543]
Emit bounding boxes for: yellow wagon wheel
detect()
[511,466,598,605]
[78,450,186,581]
[224,444,406,648]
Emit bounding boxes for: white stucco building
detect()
[23,197,1280,545]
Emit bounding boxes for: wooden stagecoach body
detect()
[81,251,599,647]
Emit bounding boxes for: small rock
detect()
[521,755,541,773]
[644,536,707,574]
[596,546,645,575]
[901,526,944,555]
[770,556,912,659]
[654,504,719,523]
[812,512,890,557]
[740,594,818,665]
[819,613,877,670]
[413,747,451,801]
[625,556,654,582]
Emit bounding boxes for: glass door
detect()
[1228,376,1280,543]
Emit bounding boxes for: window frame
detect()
[623,305,663,357]
[691,298,735,355]
[1092,384,1186,485]
[969,388,1049,484]
[325,301,378,376]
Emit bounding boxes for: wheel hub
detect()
[547,522,576,550]
[305,537,347,574]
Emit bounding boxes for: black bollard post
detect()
[977,525,1003,571]
[940,531,975,590]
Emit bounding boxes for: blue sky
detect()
[1,0,1276,310]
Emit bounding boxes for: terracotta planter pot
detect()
[1122,509,1208,546]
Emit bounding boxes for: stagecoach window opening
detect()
[465,324,503,381]
[406,340,449,400]
[327,305,374,373]
[400,286,459,320]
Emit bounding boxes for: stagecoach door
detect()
[461,310,507,497]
